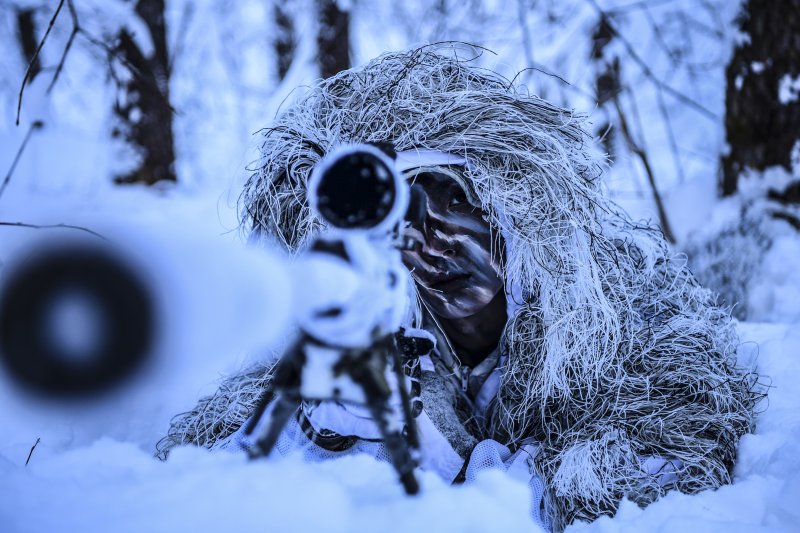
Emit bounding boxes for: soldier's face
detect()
[400,170,504,319]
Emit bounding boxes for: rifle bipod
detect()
[244,333,420,495]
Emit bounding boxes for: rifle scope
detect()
[309,144,409,233]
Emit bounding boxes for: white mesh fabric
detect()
[465,440,551,532]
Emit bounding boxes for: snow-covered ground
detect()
[0,180,798,533]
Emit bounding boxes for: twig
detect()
[642,4,680,68]
[0,120,44,201]
[620,86,647,197]
[655,86,686,184]
[606,0,677,15]
[167,1,195,77]
[0,221,107,240]
[20,0,176,118]
[16,0,66,125]
[612,91,676,243]
[25,437,41,466]
[516,0,536,85]
[626,79,650,157]
[676,11,698,83]
[695,0,726,39]
[81,31,178,115]
[47,0,79,94]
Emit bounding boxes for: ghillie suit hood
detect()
[161,46,761,529]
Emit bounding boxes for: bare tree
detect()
[275,2,296,80]
[113,0,176,185]
[11,0,177,185]
[721,0,800,197]
[591,13,676,243]
[316,0,349,79]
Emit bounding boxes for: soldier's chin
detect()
[419,288,485,319]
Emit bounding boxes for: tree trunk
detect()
[274,3,295,80]
[316,0,349,79]
[721,0,800,196]
[113,0,176,185]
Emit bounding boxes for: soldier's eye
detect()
[450,191,468,207]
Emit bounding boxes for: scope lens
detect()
[315,151,397,229]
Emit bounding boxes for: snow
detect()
[778,74,800,105]
[0,317,798,532]
[679,165,800,323]
[0,179,538,533]
[748,236,800,323]
[0,442,535,533]
[1,1,799,531]
[0,181,799,532]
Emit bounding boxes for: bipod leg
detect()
[247,336,307,458]
[248,392,300,460]
[385,336,420,452]
[364,398,420,495]
[243,387,273,436]
[346,349,419,495]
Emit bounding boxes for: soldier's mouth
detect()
[425,273,470,291]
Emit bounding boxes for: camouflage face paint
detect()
[400,170,504,319]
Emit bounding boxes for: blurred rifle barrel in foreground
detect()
[0,222,292,400]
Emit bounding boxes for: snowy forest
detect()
[0,0,799,531]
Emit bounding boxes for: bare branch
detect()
[46,0,79,94]
[642,4,680,68]
[606,0,678,15]
[16,0,66,125]
[612,92,676,243]
[0,120,44,202]
[655,86,686,184]
[584,0,718,121]
[21,0,176,117]
[79,30,178,116]
[0,221,107,241]
[516,0,536,84]
[25,437,40,466]
[168,1,196,77]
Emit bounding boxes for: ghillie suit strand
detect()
[156,363,274,460]
[160,46,762,529]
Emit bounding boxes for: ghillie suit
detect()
[160,47,762,529]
